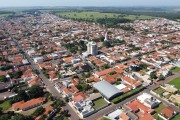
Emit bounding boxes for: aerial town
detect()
[0,8,180,120]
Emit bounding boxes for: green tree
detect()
[0,75,8,82]
[10,114,33,120]
[159,74,165,80]
[28,85,44,98]
[32,106,45,117]
[150,72,157,79]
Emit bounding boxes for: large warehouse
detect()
[93,81,122,100]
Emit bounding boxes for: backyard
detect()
[153,103,166,119]
[93,98,108,110]
[153,87,166,95]
[168,77,180,89]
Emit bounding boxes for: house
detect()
[140,113,155,120]
[48,71,59,81]
[158,107,176,120]
[28,76,41,87]
[137,93,161,109]
[169,94,180,104]
[161,84,178,93]
[33,57,43,63]
[121,76,142,89]
[73,98,94,118]
[54,82,66,93]
[12,97,46,111]
[62,86,79,97]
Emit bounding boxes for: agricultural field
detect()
[56,11,155,20]
[168,77,180,89]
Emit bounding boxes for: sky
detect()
[0,0,180,7]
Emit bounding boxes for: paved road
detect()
[3,24,80,120]
[85,73,180,120]
[3,21,180,120]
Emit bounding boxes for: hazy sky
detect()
[0,0,180,7]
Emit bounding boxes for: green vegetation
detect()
[111,86,145,103]
[159,74,165,80]
[93,98,108,110]
[172,114,180,120]
[0,64,13,71]
[54,11,155,27]
[63,41,87,54]
[153,87,165,96]
[101,117,111,120]
[103,40,126,48]
[55,12,155,20]
[0,75,8,82]
[77,82,91,92]
[51,99,64,109]
[0,14,11,19]
[9,71,23,79]
[168,77,180,89]
[150,72,157,80]
[0,100,11,112]
[171,67,180,73]
[153,104,166,119]
[32,106,45,117]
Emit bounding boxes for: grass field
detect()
[171,67,180,73]
[172,114,180,120]
[168,77,180,89]
[153,103,166,119]
[56,12,155,20]
[101,117,111,120]
[93,98,108,110]
[0,99,11,112]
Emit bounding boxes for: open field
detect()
[56,12,155,20]
[168,77,180,89]
[0,99,11,112]
[93,98,108,110]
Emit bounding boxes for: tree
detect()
[28,85,44,98]
[0,75,8,82]
[32,106,45,117]
[103,41,111,48]
[159,74,165,80]
[150,72,157,80]
[10,114,33,120]
[51,99,64,109]
[39,115,47,120]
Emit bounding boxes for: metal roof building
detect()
[93,81,122,100]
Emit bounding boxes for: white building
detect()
[137,93,161,108]
[87,41,97,56]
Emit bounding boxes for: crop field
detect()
[56,11,155,20]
